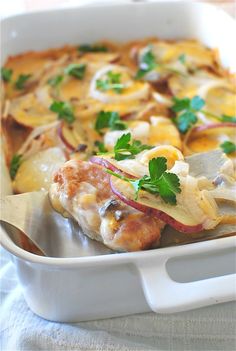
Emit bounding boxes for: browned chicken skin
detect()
[50,159,165,252]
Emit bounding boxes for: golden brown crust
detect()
[52,160,164,251]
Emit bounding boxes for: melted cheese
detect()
[14,147,66,193]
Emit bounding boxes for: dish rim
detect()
[1,1,236,266]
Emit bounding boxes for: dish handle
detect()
[136,256,236,313]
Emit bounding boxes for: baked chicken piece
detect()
[49,160,165,252]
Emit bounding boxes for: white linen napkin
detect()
[1,247,236,351]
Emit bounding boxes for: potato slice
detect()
[9,89,56,128]
[14,147,66,193]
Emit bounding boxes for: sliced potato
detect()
[149,116,182,149]
[14,147,66,193]
[184,124,236,156]
[9,90,56,128]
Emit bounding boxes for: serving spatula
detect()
[0,191,113,257]
[0,150,235,257]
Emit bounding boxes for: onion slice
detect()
[89,64,150,103]
[110,176,204,233]
[183,123,236,156]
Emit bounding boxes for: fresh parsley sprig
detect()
[171,96,236,133]
[135,49,157,79]
[15,74,31,90]
[220,141,236,154]
[95,111,127,134]
[97,133,152,160]
[64,63,86,80]
[47,75,64,88]
[1,67,13,82]
[178,54,186,65]
[108,157,181,205]
[78,44,108,53]
[113,133,152,160]
[10,154,22,180]
[135,47,186,80]
[50,101,75,124]
[94,141,108,153]
[96,71,124,94]
[171,95,205,133]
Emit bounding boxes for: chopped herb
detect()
[178,54,186,64]
[96,71,124,93]
[47,75,64,87]
[108,157,181,204]
[135,48,157,79]
[200,110,236,124]
[172,96,236,132]
[220,141,236,154]
[220,114,236,123]
[64,63,86,80]
[78,44,108,53]
[94,141,108,153]
[95,111,127,134]
[190,95,205,111]
[15,74,31,90]
[171,96,205,133]
[113,133,152,161]
[50,101,75,124]
[1,67,13,82]
[135,46,185,79]
[10,154,22,179]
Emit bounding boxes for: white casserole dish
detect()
[1,1,236,322]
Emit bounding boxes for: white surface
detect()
[1,1,236,70]
[1,247,236,350]
[1,0,236,348]
[1,1,236,321]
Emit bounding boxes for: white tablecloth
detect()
[1,247,236,351]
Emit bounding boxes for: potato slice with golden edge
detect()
[137,145,184,169]
[103,117,181,152]
[9,89,56,128]
[149,116,182,149]
[183,124,236,156]
[13,147,66,193]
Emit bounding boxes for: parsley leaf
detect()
[108,156,181,204]
[64,63,86,80]
[171,97,190,112]
[135,47,186,79]
[157,172,181,204]
[1,67,13,82]
[177,111,198,133]
[96,71,124,94]
[149,157,167,180]
[50,101,75,124]
[190,96,205,111]
[171,96,205,133]
[94,141,108,153]
[95,111,127,134]
[9,154,22,179]
[47,75,64,87]
[78,44,108,53]
[114,133,152,161]
[220,115,236,123]
[15,74,31,90]
[178,54,186,64]
[135,48,157,79]
[172,96,236,132]
[220,141,236,154]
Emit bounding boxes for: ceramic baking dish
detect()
[1,1,236,323]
